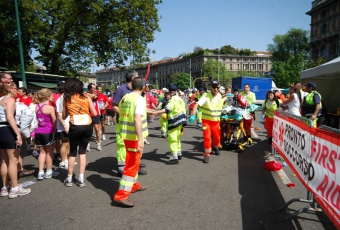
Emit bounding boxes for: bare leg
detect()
[1,150,9,187]
[60,140,69,162]
[7,149,20,188]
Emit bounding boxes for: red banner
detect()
[272,111,340,228]
[144,65,151,81]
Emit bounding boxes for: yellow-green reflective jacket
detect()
[119,93,148,140]
[201,92,224,121]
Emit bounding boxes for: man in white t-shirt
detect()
[56,93,71,169]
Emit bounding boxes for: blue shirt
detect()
[113,83,132,105]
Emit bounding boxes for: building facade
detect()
[307,0,340,62]
[96,52,272,89]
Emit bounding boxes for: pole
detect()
[218,48,220,82]
[14,0,26,88]
[189,59,192,88]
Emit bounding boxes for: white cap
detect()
[162,88,168,93]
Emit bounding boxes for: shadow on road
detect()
[237,140,297,230]
[87,174,119,201]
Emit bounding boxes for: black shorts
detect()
[0,126,17,149]
[35,133,56,147]
[58,131,69,141]
[100,113,107,121]
[106,109,114,117]
[91,115,100,124]
[69,124,93,156]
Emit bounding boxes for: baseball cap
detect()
[211,80,220,87]
[199,88,205,92]
[168,84,177,91]
[57,80,66,86]
[143,80,150,86]
[306,82,316,89]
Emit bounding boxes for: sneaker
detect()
[76,180,86,188]
[203,157,209,163]
[86,143,91,152]
[144,139,150,145]
[102,135,106,141]
[0,187,8,197]
[64,178,73,187]
[44,171,60,179]
[97,144,102,151]
[37,172,45,181]
[8,185,31,199]
[32,150,39,157]
[59,161,68,169]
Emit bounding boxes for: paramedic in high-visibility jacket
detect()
[190,81,224,163]
[154,84,187,164]
[113,77,148,207]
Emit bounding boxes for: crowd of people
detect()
[261,82,322,143]
[0,70,323,207]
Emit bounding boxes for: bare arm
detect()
[134,114,144,152]
[192,102,198,115]
[58,112,69,133]
[6,98,22,146]
[88,96,97,116]
[62,100,69,120]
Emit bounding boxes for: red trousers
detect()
[264,116,274,138]
[243,118,253,137]
[114,140,141,201]
[202,119,220,157]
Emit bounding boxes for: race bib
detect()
[98,101,105,109]
[73,114,90,125]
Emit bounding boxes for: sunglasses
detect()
[213,86,220,89]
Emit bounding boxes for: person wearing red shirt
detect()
[97,86,108,141]
[17,88,33,107]
[106,92,114,125]
[87,83,102,151]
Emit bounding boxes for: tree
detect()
[193,46,203,53]
[0,0,161,75]
[220,45,237,55]
[267,28,309,87]
[202,58,231,86]
[170,72,190,90]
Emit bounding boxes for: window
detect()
[250,64,255,70]
[321,46,326,59]
[322,10,328,19]
[258,64,263,70]
[322,24,328,34]
[229,64,233,70]
[236,64,239,70]
[265,64,268,70]
[243,64,249,70]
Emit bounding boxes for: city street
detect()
[0,111,336,230]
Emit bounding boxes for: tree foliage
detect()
[170,72,190,90]
[0,0,161,75]
[202,58,232,86]
[267,28,309,87]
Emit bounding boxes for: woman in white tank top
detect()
[282,85,302,116]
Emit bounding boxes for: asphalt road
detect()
[0,111,337,230]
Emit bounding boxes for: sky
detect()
[32,0,313,72]
[147,0,312,62]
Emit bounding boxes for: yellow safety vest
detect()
[201,92,224,121]
[265,99,281,118]
[118,93,148,140]
[166,95,187,130]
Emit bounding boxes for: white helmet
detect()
[162,88,168,93]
